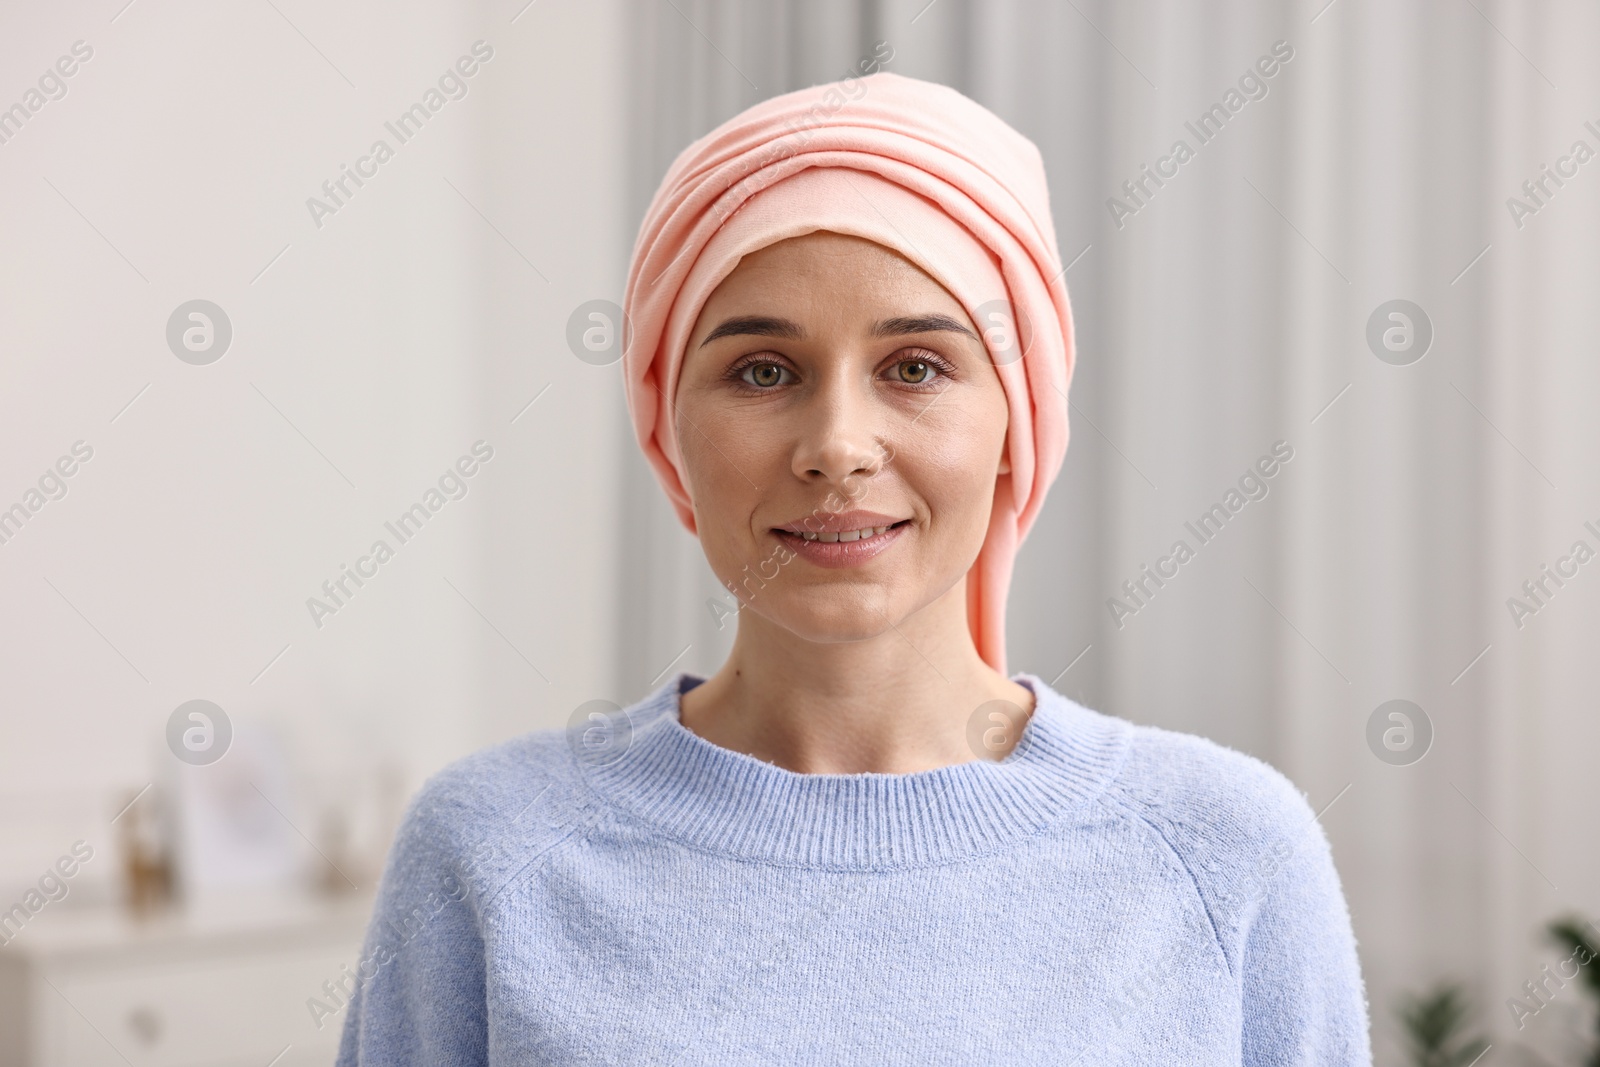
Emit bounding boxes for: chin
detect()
[757,590,909,645]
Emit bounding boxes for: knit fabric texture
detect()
[334,672,1373,1065]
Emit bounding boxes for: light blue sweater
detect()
[334,672,1372,1064]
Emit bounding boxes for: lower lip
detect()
[774,522,909,568]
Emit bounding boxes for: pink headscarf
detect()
[621,71,1075,677]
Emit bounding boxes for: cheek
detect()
[675,399,772,539]
[904,401,1008,523]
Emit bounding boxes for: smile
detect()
[794,524,894,543]
[773,520,911,568]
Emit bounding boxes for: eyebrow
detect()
[872,315,979,340]
[699,315,805,346]
[698,313,978,347]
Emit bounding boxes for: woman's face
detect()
[675,231,1011,644]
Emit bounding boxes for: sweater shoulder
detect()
[388,726,601,906]
[1097,717,1332,939]
[1104,718,1319,839]
[409,726,587,824]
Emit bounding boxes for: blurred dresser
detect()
[0,891,372,1067]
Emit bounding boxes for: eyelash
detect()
[724,349,958,393]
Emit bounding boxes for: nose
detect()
[790,379,887,493]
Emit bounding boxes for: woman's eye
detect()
[891,356,952,386]
[739,361,791,388]
[896,359,934,384]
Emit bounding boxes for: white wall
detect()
[0,0,627,905]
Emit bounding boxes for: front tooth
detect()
[839,529,862,542]
[819,531,840,543]
[803,532,819,541]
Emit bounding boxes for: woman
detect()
[336,72,1372,1065]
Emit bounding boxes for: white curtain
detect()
[616,0,1600,1061]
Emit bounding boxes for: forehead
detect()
[698,231,966,320]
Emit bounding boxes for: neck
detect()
[678,579,1035,774]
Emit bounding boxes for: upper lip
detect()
[774,509,908,535]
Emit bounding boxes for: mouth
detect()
[779,519,911,543]
[771,518,912,568]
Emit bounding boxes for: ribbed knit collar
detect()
[578,671,1131,871]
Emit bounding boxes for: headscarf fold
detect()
[622,71,1075,677]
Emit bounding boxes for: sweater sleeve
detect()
[334,788,491,1067]
[1237,796,1372,1066]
